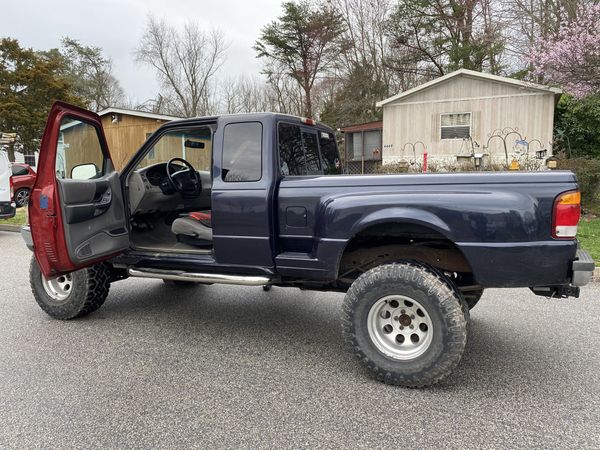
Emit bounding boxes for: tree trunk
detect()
[303,83,313,118]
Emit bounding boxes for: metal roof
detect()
[376,69,562,108]
[96,107,182,122]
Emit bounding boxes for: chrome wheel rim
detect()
[367,295,434,360]
[41,273,73,302]
[16,190,29,205]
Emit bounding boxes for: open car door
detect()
[29,102,129,277]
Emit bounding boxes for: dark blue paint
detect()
[116,113,580,290]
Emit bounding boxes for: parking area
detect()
[0,230,599,448]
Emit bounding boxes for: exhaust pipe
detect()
[128,268,273,286]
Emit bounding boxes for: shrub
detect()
[556,157,600,213]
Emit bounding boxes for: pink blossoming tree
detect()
[530,3,600,98]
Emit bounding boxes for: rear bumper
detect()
[571,249,595,287]
[530,249,595,298]
[0,201,16,219]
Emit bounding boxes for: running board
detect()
[127,268,273,286]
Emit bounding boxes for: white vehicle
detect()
[0,150,16,219]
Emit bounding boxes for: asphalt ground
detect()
[0,230,599,449]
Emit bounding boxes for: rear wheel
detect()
[342,262,467,387]
[30,257,110,319]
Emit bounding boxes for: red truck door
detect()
[29,102,129,277]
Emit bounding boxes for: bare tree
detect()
[135,15,228,117]
[500,0,580,76]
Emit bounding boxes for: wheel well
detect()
[337,222,475,288]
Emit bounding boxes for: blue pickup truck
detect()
[22,102,595,387]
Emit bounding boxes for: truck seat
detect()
[171,211,212,245]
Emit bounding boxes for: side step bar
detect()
[128,268,273,286]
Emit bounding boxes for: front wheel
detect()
[342,262,467,387]
[30,257,110,320]
[14,188,30,207]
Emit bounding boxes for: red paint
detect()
[29,102,115,277]
[10,163,36,198]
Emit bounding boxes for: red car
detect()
[11,163,36,207]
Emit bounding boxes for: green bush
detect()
[556,157,600,213]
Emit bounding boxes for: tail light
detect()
[552,190,581,239]
[9,177,14,199]
[301,117,316,125]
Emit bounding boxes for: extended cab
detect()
[23,102,595,387]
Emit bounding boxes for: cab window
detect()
[222,122,262,182]
[278,122,324,176]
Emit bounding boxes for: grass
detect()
[1,207,27,226]
[578,217,600,262]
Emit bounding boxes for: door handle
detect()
[93,188,112,216]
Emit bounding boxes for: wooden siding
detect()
[101,114,170,170]
[60,122,105,177]
[381,74,557,163]
[59,115,213,176]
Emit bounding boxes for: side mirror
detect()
[71,163,100,180]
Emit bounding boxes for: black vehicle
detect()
[22,102,595,387]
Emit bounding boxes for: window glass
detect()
[302,131,321,174]
[364,130,382,160]
[278,122,326,176]
[320,131,341,175]
[11,165,28,176]
[441,113,471,139]
[138,128,212,170]
[222,122,262,182]
[56,118,104,180]
[278,123,304,176]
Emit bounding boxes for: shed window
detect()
[441,113,471,139]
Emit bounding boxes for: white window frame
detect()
[440,112,472,140]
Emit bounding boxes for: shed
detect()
[376,69,562,167]
[339,120,383,174]
[96,108,181,169]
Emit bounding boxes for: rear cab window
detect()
[278,122,340,176]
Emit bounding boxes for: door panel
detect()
[29,102,128,277]
[58,171,128,264]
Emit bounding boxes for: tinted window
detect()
[55,118,104,180]
[222,122,262,182]
[278,123,304,176]
[11,166,28,176]
[278,123,324,176]
[302,131,321,174]
[319,131,341,175]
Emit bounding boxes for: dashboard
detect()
[127,162,212,215]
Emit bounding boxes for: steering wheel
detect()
[165,157,202,197]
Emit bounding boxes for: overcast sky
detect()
[2,0,283,104]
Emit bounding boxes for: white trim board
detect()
[383,91,551,107]
[376,69,562,107]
